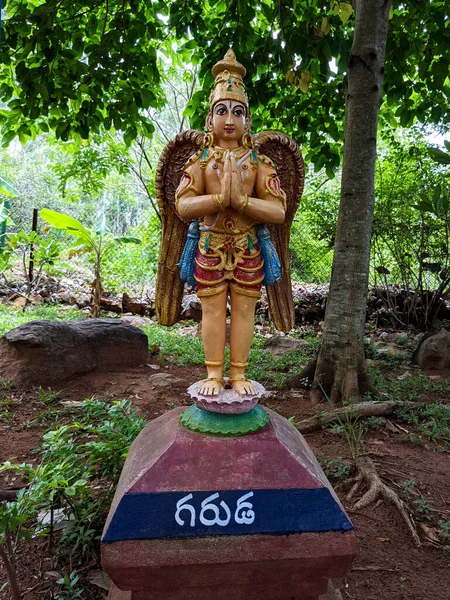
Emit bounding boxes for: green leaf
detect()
[0,177,19,197]
[428,147,450,165]
[73,479,87,487]
[414,198,433,212]
[339,2,353,23]
[114,236,141,244]
[39,209,91,242]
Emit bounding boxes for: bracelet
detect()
[237,194,249,214]
[212,193,224,211]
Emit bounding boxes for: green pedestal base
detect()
[180,404,270,436]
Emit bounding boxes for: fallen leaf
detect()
[397,371,412,380]
[87,570,112,591]
[44,571,61,578]
[418,523,441,544]
[385,419,400,434]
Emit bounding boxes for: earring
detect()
[203,131,215,148]
[242,131,253,149]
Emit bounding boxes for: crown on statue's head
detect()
[209,49,249,109]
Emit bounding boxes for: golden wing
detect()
[253,131,305,331]
[154,130,204,325]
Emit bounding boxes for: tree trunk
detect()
[312,0,392,404]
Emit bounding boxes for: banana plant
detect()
[0,176,18,251]
[0,176,18,198]
[40,209,141,316]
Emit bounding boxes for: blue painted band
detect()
[102,487,353,543]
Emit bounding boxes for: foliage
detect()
[394,402,450,446]
[0,227,61,300]
[40,208,140,315]
[327,406,365,459]
[102,211,161,293]
[367,364,450,404]
[370,133,450,327]
[439,519,450,550]
[0,398,146,597]
[0,176,18,198]
[0,0,166,144]
[289,215,334,283]
[315,454,351,482]
[1,1,450,172]
[0,303,81,337]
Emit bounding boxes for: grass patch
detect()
[367,364,450,402]
[0,303,82,336]
[141,322,205,365]
[247,336,315,388]
[141,324,315,387]
[395,402,450,446]
[315,453,351,482]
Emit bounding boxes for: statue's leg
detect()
[229,284,259,396]
[198,284,228,396]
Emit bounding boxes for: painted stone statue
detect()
[155,49,304,398]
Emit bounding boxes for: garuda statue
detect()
[155,50,304,398]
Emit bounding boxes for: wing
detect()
[154,130,204,326]
[253,131,305,331]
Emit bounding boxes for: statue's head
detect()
[205,49,252,148]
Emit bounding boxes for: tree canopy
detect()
[1,0,450,173]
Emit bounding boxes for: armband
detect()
[264,174,287,210]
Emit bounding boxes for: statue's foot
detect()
[199,377,224,396]
[229,377,259,396]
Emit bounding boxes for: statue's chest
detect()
[204,157,257,192]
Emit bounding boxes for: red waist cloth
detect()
[194,246,264,295]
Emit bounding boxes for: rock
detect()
[148,372,187,388]
[414,328,450,369]
[374,342,402,356]
[181,294,202,322]
[100,297,123,314]
[13,296,26,308]
[121,315,154,328]
[37,508,75,532]
[0,319,149,386]
[263,335,310,356]
[122,292,151,316]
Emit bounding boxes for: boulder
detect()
[414,328,450,369]
[0,319,149,386]
[263,335,310,356]
[148,372,187,388]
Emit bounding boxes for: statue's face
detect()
[210,100,249,146]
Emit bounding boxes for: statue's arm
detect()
[239,160,286,225]
[176,158,220,221]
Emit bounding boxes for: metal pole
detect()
[28,208,38,283]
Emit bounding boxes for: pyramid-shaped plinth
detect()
[102,407,356,600]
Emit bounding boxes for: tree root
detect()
[295,400,416,433]
[349,456,421,547]
[285,356,317,389]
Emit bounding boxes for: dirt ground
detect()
[1,357,450,600]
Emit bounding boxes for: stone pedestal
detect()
[102,407,356,600]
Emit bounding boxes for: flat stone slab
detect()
[188,378,265,414]
[102,407,356,600]
[0,318,148,385]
